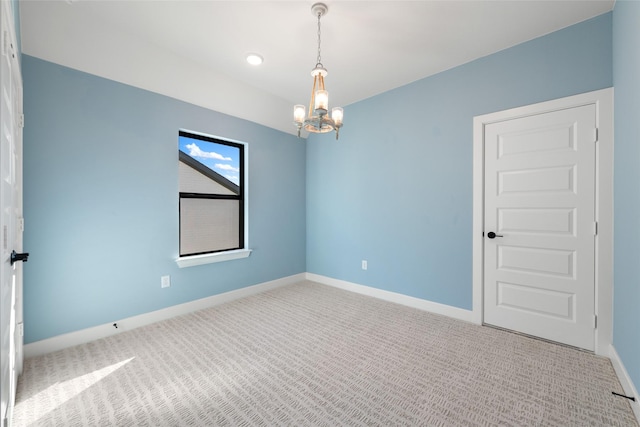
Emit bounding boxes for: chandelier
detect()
[293,3,343,140]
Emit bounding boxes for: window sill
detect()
[176,249,252,268]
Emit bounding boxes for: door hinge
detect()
[18,322,23,337]
[18,217,24,232]
[18,113,24,129]
[594,128,599,143]
[2,31,7,57]
[593,315,598,329]
[594,221,598,236]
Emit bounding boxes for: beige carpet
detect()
[13,281,638,426]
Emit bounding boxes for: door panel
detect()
[483,104,596,351]
[499,165,575,194]
[498,245,574,277]
[499,208,575,235]
[496,281,574,319]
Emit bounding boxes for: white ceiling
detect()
[20,0,614,136]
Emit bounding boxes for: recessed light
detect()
[246,53,264,66]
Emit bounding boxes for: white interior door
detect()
[0,3,23,425]
[483,104,596,351]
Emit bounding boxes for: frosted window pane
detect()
[180,198,239,255]
[179,162,236,195]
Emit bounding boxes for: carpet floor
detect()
[13,281,638,426]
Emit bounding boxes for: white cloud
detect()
[185,143,231,161]
[215,163,240,173]
[225,174,239,184]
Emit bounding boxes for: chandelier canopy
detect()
[293,3,343,140]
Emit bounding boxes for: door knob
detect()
[11,250,29,265]
[487,232,503,239]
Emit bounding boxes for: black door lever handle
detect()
[11,250,29,265]
[487,232,503,239]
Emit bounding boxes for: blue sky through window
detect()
[179,135,240,185]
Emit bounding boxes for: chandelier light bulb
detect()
[294,105,306,124]
[331,107,343,127]
[314,90,329,113]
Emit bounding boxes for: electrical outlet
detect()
[161,275,171,288]
[362,260,368,270]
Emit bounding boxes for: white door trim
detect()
[472,88,613,356]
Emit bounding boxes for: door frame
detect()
[0,1,23,424]
[472,88,613,356]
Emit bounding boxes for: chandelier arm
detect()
[309,74,318,118]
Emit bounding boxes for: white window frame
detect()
[176,130,251,268]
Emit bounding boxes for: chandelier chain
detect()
[316,11,322,67]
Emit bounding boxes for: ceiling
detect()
[19,0,614,136]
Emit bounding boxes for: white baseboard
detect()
[306,273,476,324]
[24,273,306,358]
[609,344,640,423]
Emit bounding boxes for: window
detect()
[178,131,247,263]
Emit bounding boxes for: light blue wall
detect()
[22,56,306,343]
[307,13,613,309]
[613,0,640,397]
